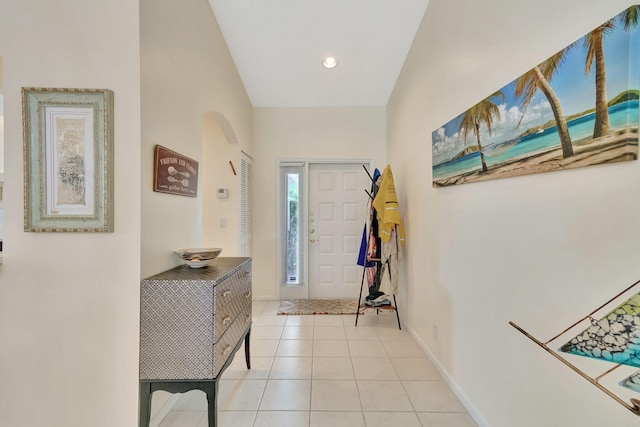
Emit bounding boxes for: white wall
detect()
[140,0,253,278]
[0,1,141,426]
[0,96,4,175]
[388,0,640,425]
[202,113,241,254]
[253,107,387,299]
[0,59,4,174]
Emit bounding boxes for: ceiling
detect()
[208,0,430,107]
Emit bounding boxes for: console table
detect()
[139,257,252,427]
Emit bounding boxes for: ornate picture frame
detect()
[22,87,114,232]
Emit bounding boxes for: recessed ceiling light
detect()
[322,56,338,69]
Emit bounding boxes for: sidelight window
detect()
[281,163,304,285]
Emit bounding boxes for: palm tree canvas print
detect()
[432,5,640,187]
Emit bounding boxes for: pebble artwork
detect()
[559,293,640,368]
[620,369,640,392]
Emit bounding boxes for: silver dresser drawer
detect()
[139,257,252,380]
[213,262,252,340]
[212,304,252,377]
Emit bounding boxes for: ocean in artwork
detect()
[433,100,639,180]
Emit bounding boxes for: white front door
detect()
[308,163,370,298]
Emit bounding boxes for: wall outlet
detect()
[432,324,439,339]
[219,218,226,228]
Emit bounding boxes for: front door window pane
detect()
[286,173,300,284]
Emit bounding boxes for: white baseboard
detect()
[405,324,491,427]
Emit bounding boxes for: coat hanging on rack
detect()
[372,165,405,246]
[355,164,403,330]
[357,167,382,297]
[372,164,404,295]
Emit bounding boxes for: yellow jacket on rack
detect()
[372,165,405,246]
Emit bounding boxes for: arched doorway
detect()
[201,111,251,256]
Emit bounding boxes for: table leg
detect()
[139,382,152,427]
[244,326,251,369]
[205,381,218,427]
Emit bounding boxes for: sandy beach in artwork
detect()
[433,127,638,187]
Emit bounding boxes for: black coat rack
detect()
[355,165,401,330]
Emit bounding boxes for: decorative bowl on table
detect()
[174,248,222,268]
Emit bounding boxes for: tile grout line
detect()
[347,323,369,424]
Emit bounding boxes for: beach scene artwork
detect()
[432,5,640,187]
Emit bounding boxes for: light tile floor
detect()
[157,300,478,427]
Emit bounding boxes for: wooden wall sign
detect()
[153,145,199,197]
